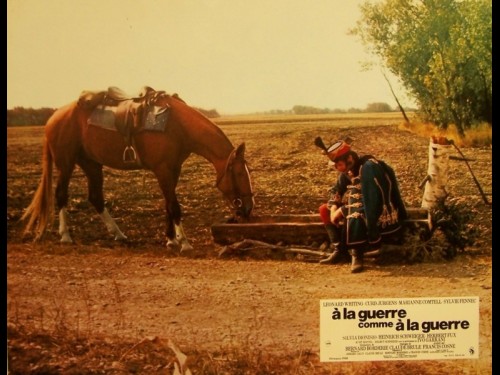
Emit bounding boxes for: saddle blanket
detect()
[88,104,170,132]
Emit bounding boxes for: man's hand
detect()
[330,207,344,227]
[329,205,338,223]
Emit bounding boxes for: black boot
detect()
[324,224,340,250]
[320,225,342,264]
[348,249,364,273]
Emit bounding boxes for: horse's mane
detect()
[170,94,233,147]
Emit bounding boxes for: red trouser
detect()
[319,203,331,225]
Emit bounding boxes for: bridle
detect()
[216,159,254,213]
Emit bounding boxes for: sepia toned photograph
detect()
[7,1,491,373]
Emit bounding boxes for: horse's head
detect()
[216,143,255,219]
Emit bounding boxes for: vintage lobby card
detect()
[320,297,479,362]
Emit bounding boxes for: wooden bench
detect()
[211,207,431,246]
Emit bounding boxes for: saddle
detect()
[79,86,170,164]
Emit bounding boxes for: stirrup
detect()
[123,146,138,163]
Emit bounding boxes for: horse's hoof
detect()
[180,243,194,253]
[114,233,128,241]
[167,240,180,251]
[60,235,73,244]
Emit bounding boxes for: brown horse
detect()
[21,87,255,252]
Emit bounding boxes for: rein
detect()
[216,157,254,210]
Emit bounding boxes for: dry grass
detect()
[399,121,492,148]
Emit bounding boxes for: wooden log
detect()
[219,239,329,261]
[212,221,328,245]
[219,239,330,258]
[211,207,430,245]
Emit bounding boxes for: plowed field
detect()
[7,114,492,374]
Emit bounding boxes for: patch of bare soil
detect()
[7,121,492,374]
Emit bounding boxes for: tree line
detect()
[7,102,404,126]
[7,107,56,127]
[6,106,221,126]
[291,102,402,115]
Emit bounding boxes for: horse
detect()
[21,86,255,252]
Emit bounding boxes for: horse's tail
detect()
[21,139,54,241]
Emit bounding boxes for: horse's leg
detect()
[58,207,72,243]
[164,196,195,252]
[77,157,127,241]
[153,166,193,252]
[174,222,194,253]
[55,166,74,243]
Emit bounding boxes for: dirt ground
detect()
[7,117,492,374]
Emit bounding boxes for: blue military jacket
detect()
[327,156,407,250]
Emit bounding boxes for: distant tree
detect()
[7,106,220,126]
[351,0,492,137]
[271,109,291,115]
[292,105,332,115]
[332,108,347,114]
[347,107,363,113]
[365,102,393,112]
[195,108,220,118]
[7,107,56,126]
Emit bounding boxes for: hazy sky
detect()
[7,0,411,115]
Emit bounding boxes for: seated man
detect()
[316,138,407,273]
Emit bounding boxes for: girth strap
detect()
[113,100,143,164]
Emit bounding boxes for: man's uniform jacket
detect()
[327,155,408,251]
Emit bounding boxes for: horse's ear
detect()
[235,143,246,159]
[227,143,245,167]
